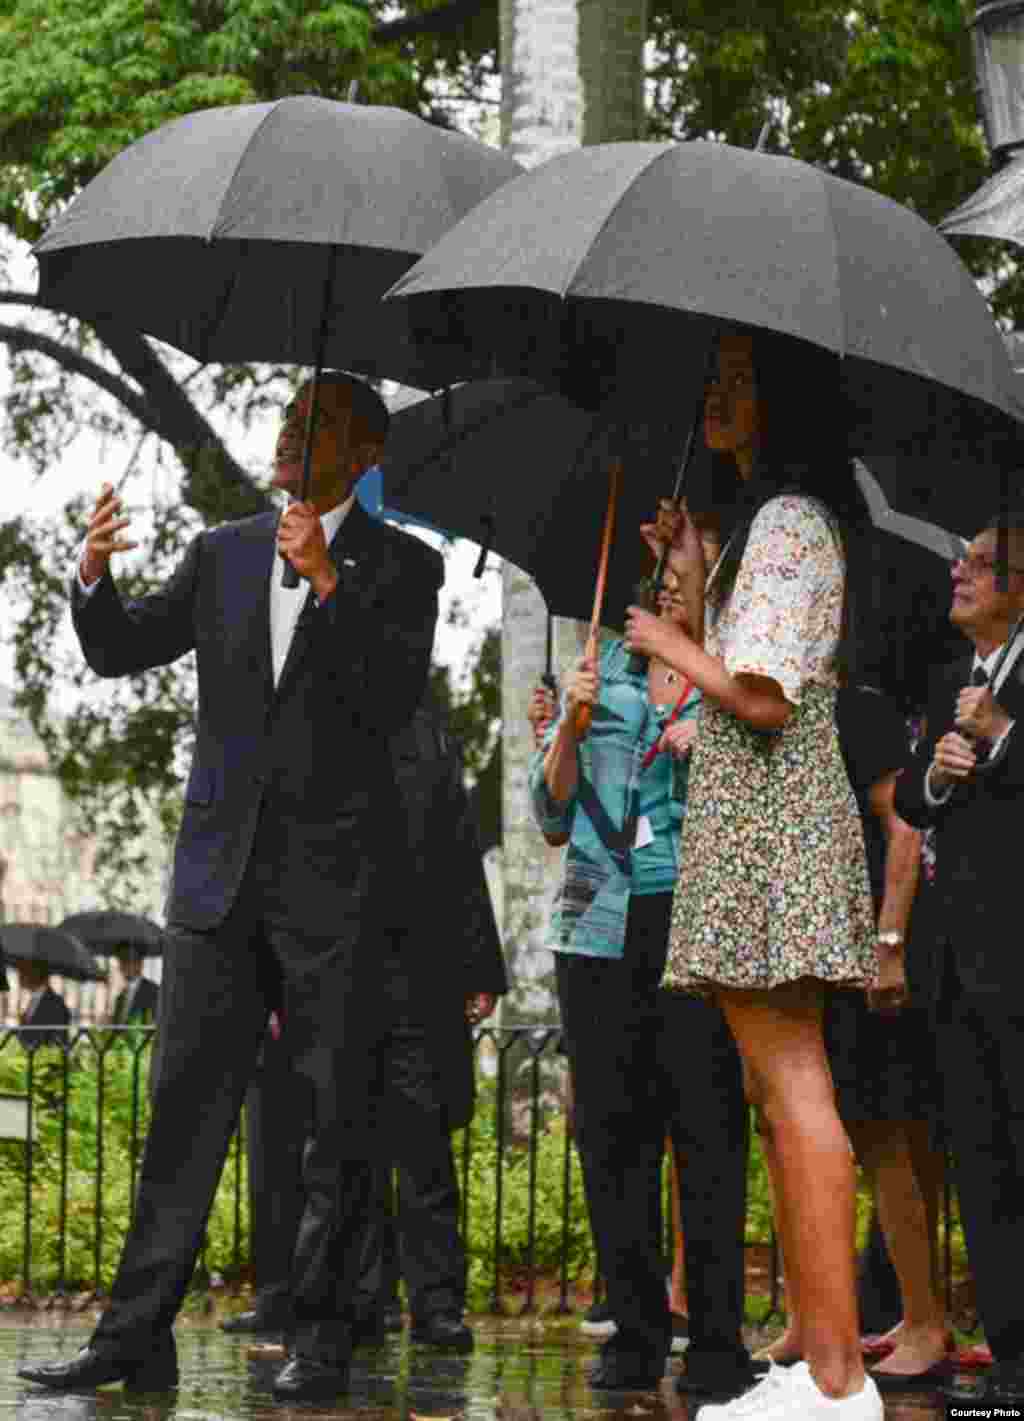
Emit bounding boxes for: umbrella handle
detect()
[282,248,339,589]
[574,462,621,741]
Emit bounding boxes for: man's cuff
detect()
[923,764,954,807]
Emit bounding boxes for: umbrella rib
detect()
[557,145,671,301]
[818,169,848,361]
[207,99,286,242]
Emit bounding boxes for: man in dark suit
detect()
[18,373,443,1401]
[895,512,1024,1411]
[17,959,71,1046]
[109,950,159,1024]
[221,696,507,1349]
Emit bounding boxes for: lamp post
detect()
[971,0,1024,164]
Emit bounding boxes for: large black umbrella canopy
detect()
[33,95,521,386]
[382,378,967,705]
[387,140,1024,455]
[0,924,107,983]
[60,910,164,959]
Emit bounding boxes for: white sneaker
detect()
[696,1362,883,1420]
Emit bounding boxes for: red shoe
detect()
[955,1343,993,1369]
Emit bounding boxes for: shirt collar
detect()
[975,644,1006,679]
[320,494,355,545]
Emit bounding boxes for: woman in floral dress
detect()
[624,328,880,1421]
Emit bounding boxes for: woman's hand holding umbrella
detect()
[565,655,600,732]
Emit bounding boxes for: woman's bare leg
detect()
[847,1120,947,1375]
[752,1117,804,1363]
[719,983,862,1400]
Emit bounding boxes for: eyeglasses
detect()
[952,552,1024,579]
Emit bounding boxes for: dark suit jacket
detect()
[390,704,508,1130]
[112,976,160,1024]
[72,501,443,1062]
[21,985,71,1045]
[894,654,1024,1005]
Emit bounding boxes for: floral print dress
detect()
[664,494,876,993]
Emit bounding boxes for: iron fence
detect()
[0,1024,960,1319]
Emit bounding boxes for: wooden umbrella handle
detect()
[574,461,621,741]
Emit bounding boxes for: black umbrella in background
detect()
[59,910,164,959]
[33,94,521,586]
[0,925,106,983]
[382,379,971,709]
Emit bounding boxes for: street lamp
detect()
[972,0,1024,163]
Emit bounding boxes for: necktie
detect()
[970,665,991,760]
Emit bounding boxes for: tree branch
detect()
[372,0,495,45]
[0,321,162,428]
[0,291,269,519]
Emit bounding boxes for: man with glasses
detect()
[895,512,1024,1412]
[18,372,443,1402]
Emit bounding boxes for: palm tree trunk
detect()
[496,0,647,1028]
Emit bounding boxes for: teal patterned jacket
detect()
[529,637,701,959]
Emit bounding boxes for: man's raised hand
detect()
[81,483,138,587]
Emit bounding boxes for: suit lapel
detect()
[235,513,278,705]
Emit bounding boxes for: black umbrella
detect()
[59,910,164,959]
[388,140,1024,461]
[33,94,521,587]
[33,95,521,386]
[381,379,967,706]
[0,925,107,983]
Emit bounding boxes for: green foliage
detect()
[0,1033,246,1290]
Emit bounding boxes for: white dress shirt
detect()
[268,497,352,685]
[924,639,1019,805]
[75,495,354,688]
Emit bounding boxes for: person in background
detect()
[530,568,754,1402]
[109,949,159,1025]
[754,684,948,1390]
[220,696,507,1351]
[17,958,71,1046]
[527,684,690,1349]
[894,513,1024,1414]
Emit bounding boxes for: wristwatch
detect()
[876,932,904,947]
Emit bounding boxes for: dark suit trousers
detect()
[241,960,464,1324]
[555,892,748,1364]
[245,1033,314,1307]
[937,963,1024,1363]
[92,831,381,1363]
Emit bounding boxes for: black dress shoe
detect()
[410,1314,474,1351]
[675,1356,762,1401]
[587,1353,666,1390]
[220,1308,292,1335]
[18,1338,178,1393]
[272,1354,350,1401]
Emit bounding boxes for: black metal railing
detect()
[0,1024,962,1318]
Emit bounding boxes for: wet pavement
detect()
[0,1315,978,1421]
